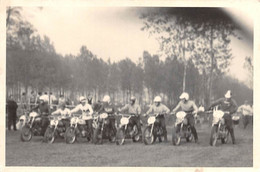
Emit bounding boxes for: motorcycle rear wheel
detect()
[65,127,76,144]
[44,127,55,144]
[172,127,181,146]
[210,125,218,146]
[116,128,125,145]
[108,128,116,143]
[143,126,154,145]
[186,128,193,142]
[20,125,32,142]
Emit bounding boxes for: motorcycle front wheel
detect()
[143,126,154,145]
[172,126,181,146]
[20,125,32,142]
[221,128,229,144]
[44,127,55,144]
[65,127,76,144]
[210,125,218,146]
[116,128,125,145]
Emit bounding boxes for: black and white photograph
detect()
[2,0,258,169]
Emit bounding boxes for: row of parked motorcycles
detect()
[19,106,238,146]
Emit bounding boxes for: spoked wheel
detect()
[172,127,181,146]
[221,128,229,144]
[210,125,218,146]
[20,125,32,142]
[93,128,102,144]
[143,126,154,145]
[116,128,125,145]
[109,128,116,143]
[186,128,194,142]
[44,127,55,144]
[65,127,76,144]
[132,125,141,142]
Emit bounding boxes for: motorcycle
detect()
[209,108,229,146]
[115,114,141,145]
[44,115,68,144]
[65,114,93,144]
[16,111,29,130]
[93,113,117,144]
[143,114,166,145]
[20,112,49,142]
[172,111,194,146]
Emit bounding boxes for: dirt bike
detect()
[93,113,117,144]
[172,111,194,146]
[65,114,94,144]
[115,114,141,145]
[20,112,49,142]
[44,115,69,144]
[209,107,230,146]
[143,114,166,145]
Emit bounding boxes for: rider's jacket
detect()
[51,108,71,117]
[146,103,170,115]
[70,103,93,116]
[208,98,238,115]
[120,103,141,115]
[98,102,116,115]
[172,100,198,114]
[32,102,50,115]
[238,104,253,116]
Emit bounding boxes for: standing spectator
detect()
[36,92,42,104]
[40,92,49,104]
[29,91,37,109]
[50,92,57,111]
[20,92,27,114]
[237,100,253,129]
[7,95,18,131]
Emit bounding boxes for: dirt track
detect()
[5,123,253,167]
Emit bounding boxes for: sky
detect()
[21,7,253,85]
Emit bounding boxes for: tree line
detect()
[6,7,253,107]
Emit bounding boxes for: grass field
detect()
[5,122,253,167]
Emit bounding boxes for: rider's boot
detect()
[230,128,236,144]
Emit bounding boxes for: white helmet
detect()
[153,96,162,103]
[79,96,86,103]
[103,95,111,103]
[130,96,136,101]
[225,90,232,98]
[179,92,189,100]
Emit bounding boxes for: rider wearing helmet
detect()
[145,96,170,142]
[51,102,71,129]
[119,96,142,136]
[31,98,50,135]
[98,95,117,132]
[171,92,199,143]
[207,90,238,144]
[70,96,94,139]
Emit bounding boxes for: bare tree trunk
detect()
[208,25,214,107]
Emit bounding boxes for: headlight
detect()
[147,116,156,124]
[100,113,108,119]
[120,117,129,125]
[29,112,39,118]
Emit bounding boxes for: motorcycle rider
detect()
[70,96,94,139]
[31,98,50,135]
[119,96,142,137]
[98,95,117,133]
[171,92,199,143]
[207,90,238,144]
[238,100,253,129]
[51,102,71,129]
[145,96,170,142]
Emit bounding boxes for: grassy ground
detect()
[5,122,253,167]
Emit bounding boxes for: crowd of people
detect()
[6,89,253,145]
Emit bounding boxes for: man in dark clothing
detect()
[31,99,50,135]
[7,96,18,131]
[98,95,117,132]
[208,90,238,144]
